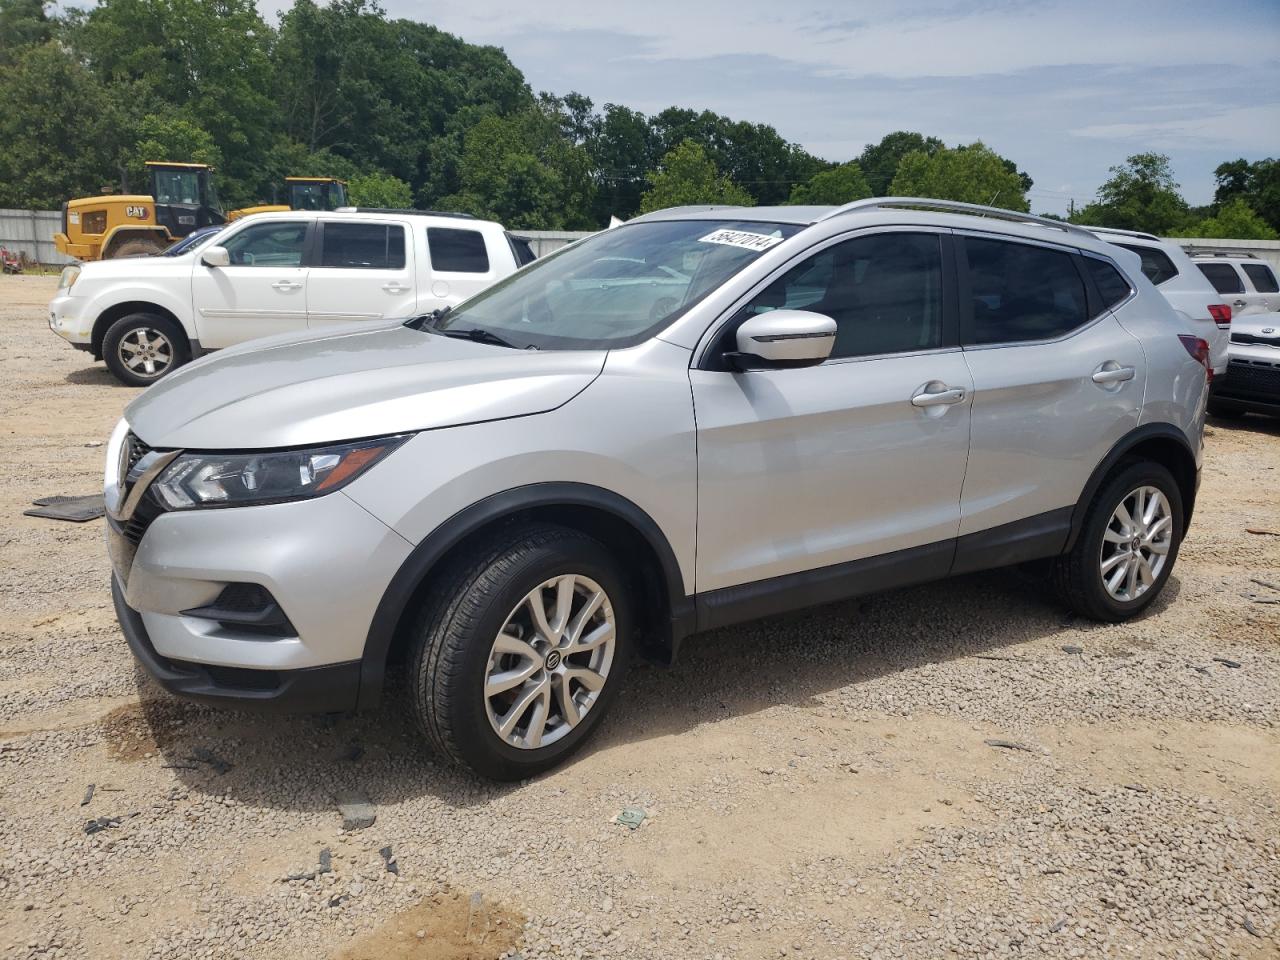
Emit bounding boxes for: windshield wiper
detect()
[432,325,521,349]
[406,306,451,331]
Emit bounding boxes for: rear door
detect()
[956,233,1145,544]
[307,219,415,329]
[1241,262,1279,314]
[190,219,310,348]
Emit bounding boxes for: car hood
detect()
[1230,310,1280,338]
[125,320,607,449]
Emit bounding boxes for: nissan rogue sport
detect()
[105,198,1210,780]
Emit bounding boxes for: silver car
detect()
[105,198,1211,779]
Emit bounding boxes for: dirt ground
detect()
[0,273,1277,960]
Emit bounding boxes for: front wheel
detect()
[1055,461,1184,622]
[410,524,632,780]
[102,313,189,386]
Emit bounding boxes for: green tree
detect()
[0,0,52,65]
[639,140,753,214]
[0,42,126,207]
[888,141,1030,212]
[1070,153,1190,234]
[857,131,944,195]
[586,102,659,222]
[789,161,871,205]
[1212,158,1280,233]
[1172,198,1279,240]
[347,171,412,207]
[124,113,221,194]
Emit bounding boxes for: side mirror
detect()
[729,310,836,369]
[201,245,230,268]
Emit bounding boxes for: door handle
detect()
[1233,299,1247,308]
[911,387,966,407]
[272,280,302,291]
[382,283,409,294]
[1092,365,1135,384]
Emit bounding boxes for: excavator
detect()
[54,165,348,261]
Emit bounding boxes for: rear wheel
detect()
[102,313,189,386]
[109,236,167,258]
[409,524,632,780]
[1055,461,1183,622]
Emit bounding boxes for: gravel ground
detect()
[1,273,1277,960]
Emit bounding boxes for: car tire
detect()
[1054,460,1184,623]
[409,523,633,780]
[102,313,189,386]
[1207,399,1246,419]
[110,236,167,258]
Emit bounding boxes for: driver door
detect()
[191,220,311,348]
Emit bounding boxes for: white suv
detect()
[1189,251,1280,317]
[1083,227,1231,378]
[105,199,1210,779]
[49,210,535,385]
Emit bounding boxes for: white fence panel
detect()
[0,208,75,266]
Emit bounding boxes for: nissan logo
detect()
[544,650,562,670]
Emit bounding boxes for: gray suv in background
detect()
[105,198,1210,779]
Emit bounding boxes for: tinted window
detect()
[964,237,1087,344]
[319,223,406,269]
[221,222,307,267]
[1085,258,1132,310]
[1243,263,1279,293]
[508,234,537,266]
[1197,262,1245,294]
[1117,243,1178,286]
[428,227,490,273]
[742,232,944,359]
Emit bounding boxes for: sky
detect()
[323,0,1280,215]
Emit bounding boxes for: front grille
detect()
[1220,359,1280,399]
[125,432,152,472]
[122,492,164,546]
[1231,332,1280,347]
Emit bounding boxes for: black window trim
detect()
[694,224,961,372]
[954,229,1108,351]
[310,219,408,271]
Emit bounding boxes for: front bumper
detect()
[48,292,91,345]
[109,480,414,710]
[1211,356,1280,415]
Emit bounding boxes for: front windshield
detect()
[163,226,222,256]
[432,219,804,350]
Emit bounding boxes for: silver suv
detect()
[105,199,1211,779]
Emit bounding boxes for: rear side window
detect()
[428,227,490,273]
[319,222,406,269]
[963,237,1088,344]
[1117,243,1178,286]
[1243,263,1279,294]
[1197,262,1245,295]
[507,233,537,266]
[1085,258,1133,310]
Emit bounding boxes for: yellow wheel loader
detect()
[54,162,227,261]
[227,177,349,220]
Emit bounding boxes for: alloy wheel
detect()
[118,328,173,379]
[483,574,616,750]
[1099,485,1173,602]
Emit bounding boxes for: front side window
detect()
[964,237,1088,344]
[1197,262,1245,295]
[1117,243,1178,286]
[431,219,804,350]
[1085,257,1133,310]
[319,223,406,269]
[1243,262,1279,294]
[741,232,944,358]
[220,222,307,267]
[428,228,490,273]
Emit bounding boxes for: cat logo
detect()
[125,205,150,220]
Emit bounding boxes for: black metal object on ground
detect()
[24,494,105,522]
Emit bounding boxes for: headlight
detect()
[151,436,407,510]
[58,265,81,291]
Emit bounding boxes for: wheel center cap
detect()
[1131,536,1142,551]
[544,650,562,671]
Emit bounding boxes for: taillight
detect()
[1178,334,1213,382]
[1208,304,1231,329]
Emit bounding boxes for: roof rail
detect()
[335,207,477,220]
[627,204,746,223]
[819,196,1097,239]
[1076,225,1162,242]
[1186,249,1258,260]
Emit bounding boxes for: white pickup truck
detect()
[49,209,537,385]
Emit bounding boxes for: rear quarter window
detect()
[1196,262,1245,295]
[1085,257,1133,310]
[1117,243,1178,286]
[428,227,490,273]
[1242,262,1279,294]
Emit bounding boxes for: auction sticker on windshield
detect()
[698,229,785,252]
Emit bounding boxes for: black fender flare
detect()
[356,482,690,708]
[1065,422,1198,552]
